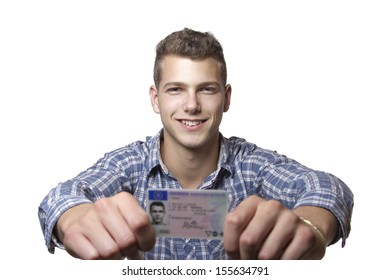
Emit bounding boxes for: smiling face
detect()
[150,55,231,151]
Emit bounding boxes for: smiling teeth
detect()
[181,120,202,126]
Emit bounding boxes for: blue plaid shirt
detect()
[38,130,354,259]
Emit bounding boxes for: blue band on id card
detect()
[147,189,228,240]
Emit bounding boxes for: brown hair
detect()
[153,28,227,88]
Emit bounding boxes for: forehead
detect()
[159,55,222,85]
[151,205,164,210]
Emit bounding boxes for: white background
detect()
[1,0,389,278]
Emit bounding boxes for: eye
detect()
[200,86,217,94]
[167,87,182,95]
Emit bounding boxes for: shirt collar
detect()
[218,135,233,175]
[146,129,232,176]
[146,129,164,174]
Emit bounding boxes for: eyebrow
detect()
[163,81,221,89]
[163,82,186,89]
[198,81,221,88]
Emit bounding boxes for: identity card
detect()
[147,189,228,240]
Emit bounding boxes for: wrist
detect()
[299,216,327,246]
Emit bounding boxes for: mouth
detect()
[177,119,207,129]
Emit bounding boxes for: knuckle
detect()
[131,213,151,232]
[63,225,79,242]
[258,249,274,260]
[265,199,284,211]
[83,250,100,260]
[100,245,120,259]
[117,232,136,248]
[299,225,317,246]
[239,232,258,248]
[93,197,111,212]
[225,211,242,229]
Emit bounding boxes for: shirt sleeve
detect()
[37,147,135,253]
[251,150,354,247]
[289,170,353,247]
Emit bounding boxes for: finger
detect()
[79,209,123,259]
[281,223,324,260]
[224,195,263,259]
[238,199,285,259]
[63,231,100,259]
[93,197,139,258]
[63,213,123,260]
[116,192,156,252]
[255,211,297,260]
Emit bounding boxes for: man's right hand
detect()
[55,192,156,259]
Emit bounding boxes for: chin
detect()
[181,141,204,150]
[182,137,211,150]
[164,127,216,150]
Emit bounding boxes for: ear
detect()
[223,84,232,112]
[149,85,160,114]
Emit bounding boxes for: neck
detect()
[160,133,220,189]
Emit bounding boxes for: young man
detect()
[38,28,354,260]
[149,202,166,225]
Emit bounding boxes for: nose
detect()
[184,92,200,113]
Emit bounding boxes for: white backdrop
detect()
[1,1,389,279]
